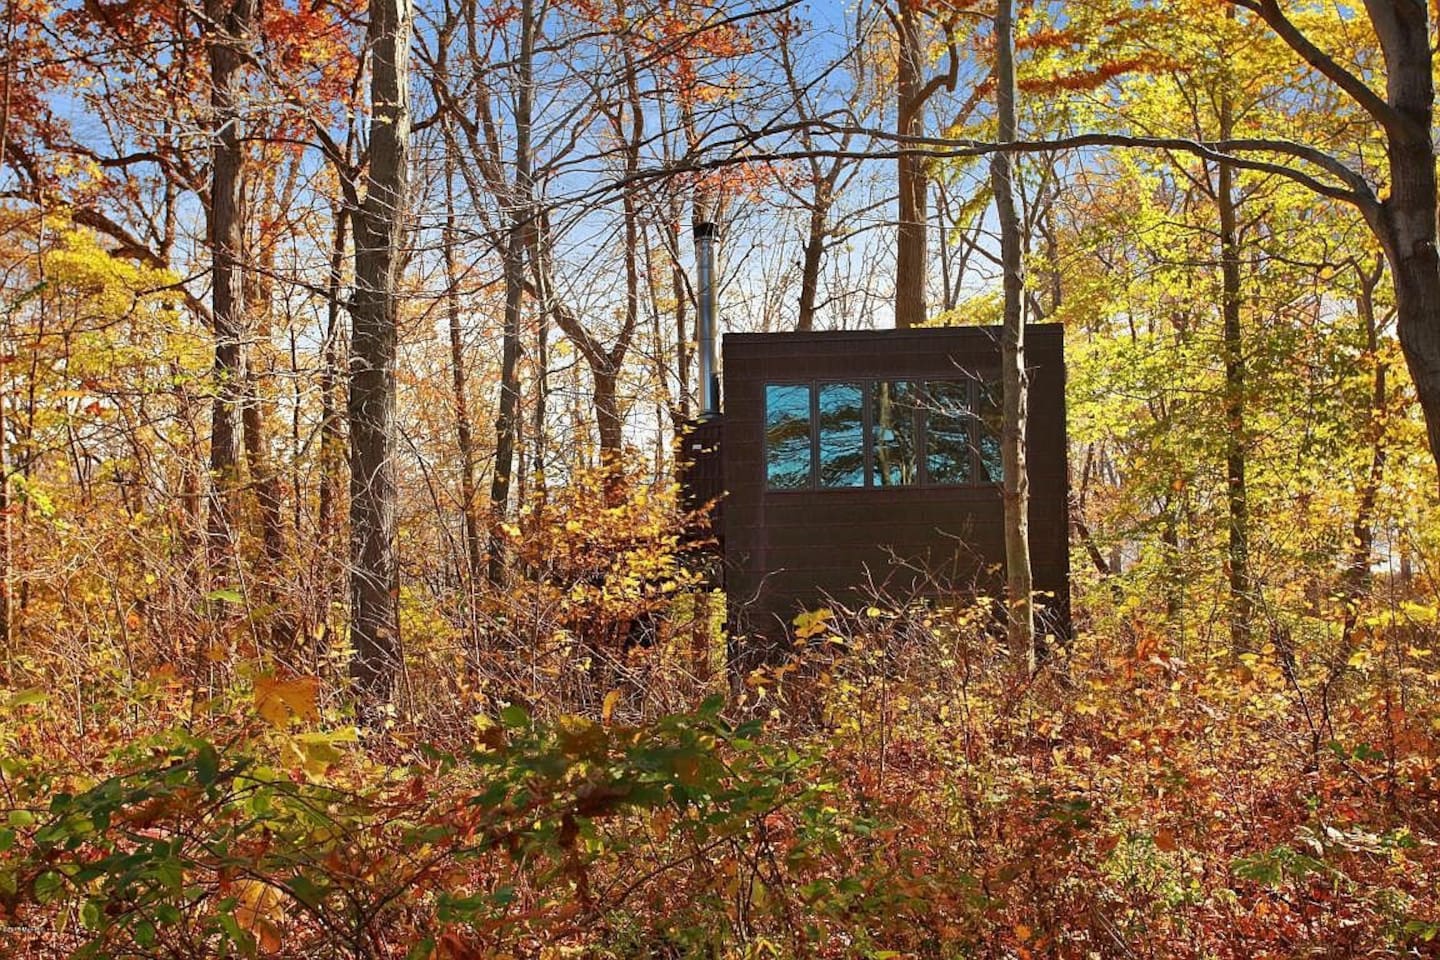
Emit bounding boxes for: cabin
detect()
[680,324,1072,652]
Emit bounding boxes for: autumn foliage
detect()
[3,0,1440,957]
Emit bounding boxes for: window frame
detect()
[762,377,1002,492]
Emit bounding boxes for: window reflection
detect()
[977,380,1003,483]
[925,381,972,484]
[765,384,812,489]
[817,382,865,487]
[871,380,918,486]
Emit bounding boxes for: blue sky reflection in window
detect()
[765,384,812,488]
[818,383,864,487]
[925,381,972,484]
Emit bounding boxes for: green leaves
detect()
[195,741,220,787]
[32,870,64,904]
[499,703,530,729]
[4,707,840,957]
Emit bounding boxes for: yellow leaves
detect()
[284,729,357,778]
[792,608,834,640]
[6,688,47,709]
[254,675,319,729]
[601,689,622,724]
[42,227,180,321]
[233,879,285,954]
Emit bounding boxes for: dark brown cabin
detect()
[682,324,1070,650]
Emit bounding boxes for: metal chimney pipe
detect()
[694,221,720,417]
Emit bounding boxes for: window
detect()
[765,384,812,488]
[817,383,865,487]
[976,380,1003,483]
[925,380,973,484]
[764,378,1003,490]
[871,380,919,486]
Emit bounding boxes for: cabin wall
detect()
[720,325,1070,644]
[677,418,725,551]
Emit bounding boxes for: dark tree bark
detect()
[348,0,410,703]
[318,200,348,578]
[203,0,256,568]
[0,0,16,656]
[487,222,525,583]
[887,2,957,329]
[241,158,295,577]
[1355,0,1440,489]
[1215,87,1252,653]
[894,3,927,329]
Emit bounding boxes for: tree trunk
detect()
[348,0,410,704]
[318,201,347,576]
[1342,259,1388,646]
[894,3,927,329]
[443,176,482,589]
[482,0,535,586]
[204,0,255,570]
[992,0,1034,667]
[241,163,289,576]
[486,225,524,586]
[0,3,14,659]
[531,260,550,501]
[796,219,825,332]
[595,367,624,504]
[1366,0,1440,491]
[1217,91,1252,654]
[667,203,691,418]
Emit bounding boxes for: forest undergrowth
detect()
[0,480,1437,960]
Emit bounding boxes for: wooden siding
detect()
[677,418,725,551]
[720,325,1070,645]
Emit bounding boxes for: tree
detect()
[420,0,547,580]
[1224,0,1440,486]
[349,0,411,703]
[990,0,1033,665]
[937,1,1440,485]
[884,0,960,329]
[202,0,257,570]
[772,10,873,332]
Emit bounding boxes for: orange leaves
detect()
[253,674,320,729]
[260,0,363,129]
[1018,56,1157,95]
[601,688,622,724]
